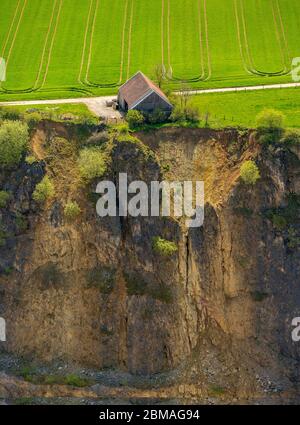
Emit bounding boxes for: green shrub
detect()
[85,131,110,147]
[236,255,249,268]
[116,123,129,134]
[124,272,173,303]
[125,110,145,129]
[185,105,200,123]
[43,375,64,385]
[161,162,171,173]
[13,398,35,405]
[78,114,98,126]
[280,129,300,146]
[64,201,81,221]
[87,266,116,294]
[0,108,22,121]
[150,282,173,303]
[209,386,226,396]
[0,120,28,167]
[152,236,178,256]
[15,213,28,233]
[64,374,91,387]
[256,109,285,129]
[124,272,147,296]
[24,112,42,127]
[170,105,185,122]
[20,370,92,388]
[233,207,253,217]
[240,160,260,185]
[25,155,38,165]
[47,137,75,159]
[258,127,284,145]
[78,147,107,181]
[251,291,269,302]
[147,108,167,124]
[116,133,139,144]
[32,176,55,203]
[272,214,287,230]
[264,193,300,232]
[256,109,285,144]
[3,266,13,275]
[20,366,38,383]
[170,103,199,124]
[0,190,10,208]
[43,374,91,387]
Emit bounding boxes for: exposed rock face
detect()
[0,125,299,400]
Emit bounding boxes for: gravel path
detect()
[0,95,122,119]
[1,82,300,117]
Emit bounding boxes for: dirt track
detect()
[1,82,300,117]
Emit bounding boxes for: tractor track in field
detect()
[161,0,165,68]
[0,0,63,95]
[235,0,270,75]
[40,0,63,89]
[81,0,128,88]
[166,0,210,83]
[84,0,100,85]
[78,0,94,86]
[275,0,291,62]
[126,0,134,81]
[77,0,109,90]
[0,0,22,59]
[202,0,211,81]
[119,0,129,84]
[272,0,290,73]
[237,0,261,75]
[198,0,205,81]
[235,0,290,77]
[33,0,60,91]
[234,0,252,75]
[0,0,27,91]
[0,0,295,97]
[268,0,290,74]
[166,0,171,79]
[236,0,261,75]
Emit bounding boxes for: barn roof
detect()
[118,71,172,109]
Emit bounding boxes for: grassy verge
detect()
[2,88,300,131]
[0,103,98,124]
[20,367,93,387]
[191,87,300,129]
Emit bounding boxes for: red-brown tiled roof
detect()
[118,71,171,109]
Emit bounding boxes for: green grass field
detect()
[0,0,300,101]
[0,102,95,118]
[191,87,300,128]
[1,87,300,129]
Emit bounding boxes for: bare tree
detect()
[178,83,190,109]
[154,64,165,88]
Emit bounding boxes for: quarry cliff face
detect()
[0,124,300,400]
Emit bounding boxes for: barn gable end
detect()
[118,71,172,113]
[132,90,172,113]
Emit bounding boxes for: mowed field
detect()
[0,0,300,100]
